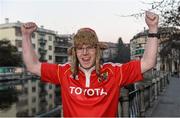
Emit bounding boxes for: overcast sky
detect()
[0,0,161,43]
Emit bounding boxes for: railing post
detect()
[163,73,168,89]
[153,78,158,100]
[150,82,155,106]
[148,85,151,107]
[162,74,165,89]
[61,107,63,117]
[118,99,122,116]
[162,73,166,91]
[140,86,145,117]
[160,77,163,92]
[166,73,170,86]
[156,77,160,95]
[120,89,129,117]
[164,73,167,87]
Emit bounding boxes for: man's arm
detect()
[141,11,159,73]
[21,22,41,76]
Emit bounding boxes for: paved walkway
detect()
[151,76,180,117]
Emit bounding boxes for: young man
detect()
[21,11,159,117]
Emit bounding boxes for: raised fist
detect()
[145,11,159,33]
[21,22,37,36]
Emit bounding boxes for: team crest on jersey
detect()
[98,71,108,82]
[70,74,79,80]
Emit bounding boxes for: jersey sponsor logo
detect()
[69,86,107,96]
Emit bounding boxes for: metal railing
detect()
[119,72,169,117]
[0,67,23,75]
[36,105,62,117]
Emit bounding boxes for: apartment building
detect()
[102,42,118,62]
[101,41,130,63]
[0,18,72,64]
[130,27,180,75]
[158,27,180,76]
[54,34,72,64]
[130,31,147,60]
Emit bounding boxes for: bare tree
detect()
[119,0,180,27]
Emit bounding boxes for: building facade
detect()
[54,34,72,64]
[0,19,72,64]
[158,27,180,77]
[130,31,147,60]
[102,42,118,62]
[130,27,180,77]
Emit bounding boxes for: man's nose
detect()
[82,48,88,55]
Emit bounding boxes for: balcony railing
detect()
[54,42,71,48]
[54,52,68,57]
[38,48,47,55]
[38,38,47,45]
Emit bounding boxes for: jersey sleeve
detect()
[41,63,61,85]
[119,60,143,87]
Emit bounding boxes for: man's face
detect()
[76,44,96,69]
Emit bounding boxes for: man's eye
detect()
[87,46,93,49]
[77,47,83,50]
[86,47,91,49]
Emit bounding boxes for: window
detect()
[32,97,36,103]
[32,86,36,92]
[24,88,28,94]
[48,36,52,41]
[32,33,35,38]
[49,84,52,89]
[49,94,52,99]
[49,55,52,60]
[15,40,22,48]
[15,27,22,36]
[48,45,52,50]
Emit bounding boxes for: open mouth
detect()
[82,57,91,63]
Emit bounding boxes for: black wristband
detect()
[148,33,160,39]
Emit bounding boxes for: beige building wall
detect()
[45,34,55,63]
[130,34,147,60]
[0,23,56,63]
[45,84,55,110]
[0,28,16,45]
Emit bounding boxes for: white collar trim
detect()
[79,66,95,87]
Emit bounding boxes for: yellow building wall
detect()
[0,28,16,45]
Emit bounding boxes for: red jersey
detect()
[41,60,143,117]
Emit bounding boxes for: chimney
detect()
[5,18,9,24]
[41,25,44,29]
[144,27,146,32]
[17,20,21,23]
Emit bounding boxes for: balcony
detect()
[38,48,47,55]
[54,52,68,57]
[55,56,68,64]
[54,48,68,57]
[134,49,144,55]
[38,32,46,36]
[38,38,47,46]
[54,42,71,48]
